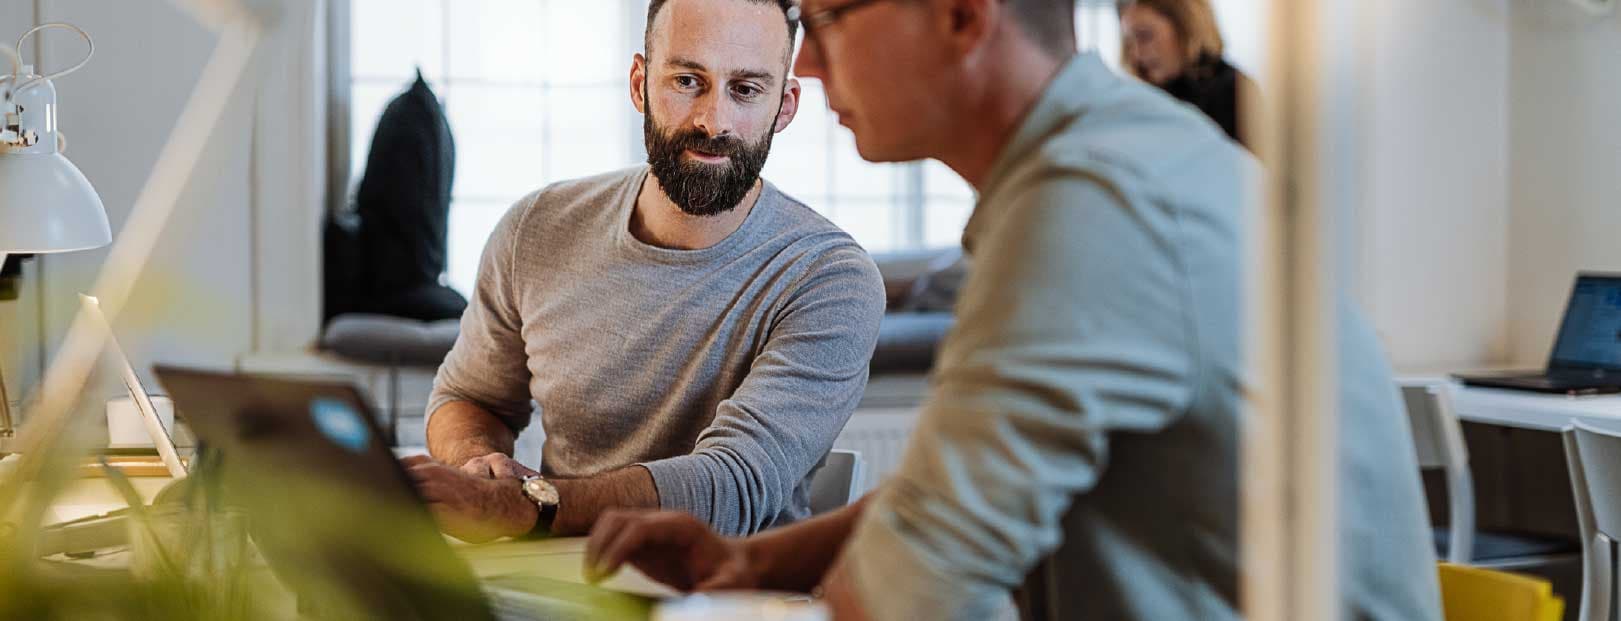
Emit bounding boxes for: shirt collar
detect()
[964,53,1113,250]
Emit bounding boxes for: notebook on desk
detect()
[153,366,653,621]
[1456,273,1621,396]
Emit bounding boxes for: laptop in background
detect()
[1456,273,1621,395]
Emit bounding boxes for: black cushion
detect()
[332,71,467,323]
[1433,528,1579,562]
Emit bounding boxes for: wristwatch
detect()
[520,475,561,533]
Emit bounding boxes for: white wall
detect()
[1212,0,1266,77]
[1359,0,1512,370]
[13,0,325,417]
[0,0,41,412]
[33,0,257,408]
[1507,1,1621,366]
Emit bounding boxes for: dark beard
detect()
[644,101,776,217]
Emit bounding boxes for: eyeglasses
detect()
[794,0,899,35]
[792,0,901,69]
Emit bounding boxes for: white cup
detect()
[653,593,828,621]
[106,395,175,448]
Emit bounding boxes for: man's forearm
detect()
[749,492,875,593]
[427,401,518,467]
[550,466,661,536]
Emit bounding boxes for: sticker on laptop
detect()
[310,398,370,453]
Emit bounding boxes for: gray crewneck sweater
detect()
[428,165,886,535]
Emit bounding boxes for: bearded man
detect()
[401,0,886,543]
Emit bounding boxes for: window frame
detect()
[328,0,1056,286]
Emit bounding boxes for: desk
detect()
[34,475,673,619]
[41,474,172,524]
[1451,387,1621,431]
[1400,376,1621,431]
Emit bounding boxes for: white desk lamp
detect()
[0,25,112,447]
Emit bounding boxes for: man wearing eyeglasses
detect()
[584,0,1443,619]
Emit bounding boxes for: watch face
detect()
[524,478,560,506]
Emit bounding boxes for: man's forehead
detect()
[650,0,793,73]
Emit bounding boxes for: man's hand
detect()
[402,455,538,543]
[458,452,540,480]
[820,556,874,621]
[584,509,759,592]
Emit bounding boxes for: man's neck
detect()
[631,173,763,251]
[936,39,1069,190]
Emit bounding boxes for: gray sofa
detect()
[324,248,965,375]
[314,249,967,443]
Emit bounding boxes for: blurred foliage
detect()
[0,394,646,621]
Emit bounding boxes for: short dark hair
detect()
[1006,0,1078,57]
[644,0,800,64]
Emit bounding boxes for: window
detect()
[346,0,640,294]
[1077,0,1264,79]
[341,1,1205,295]
[346,0,977,295]
[1077,1,1125,69]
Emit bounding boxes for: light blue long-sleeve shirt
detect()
[842,53,1442,621]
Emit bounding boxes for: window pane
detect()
[830,199,900,254]
[763,82,831,205]
[351,0,445,81]
[447,0,546,83]
[444,84,547,132]
[924,199,974,249]
[448,200,514,295]
[543,0,626,85]
[923,159,975,202]
[1076,4,1123,70]
[830,128,901,199]
[349,83,396,191]
[549,87,635,181]
[444,85,548,202]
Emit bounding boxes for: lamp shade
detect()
[0,65,111,255]
[0,150,111,254]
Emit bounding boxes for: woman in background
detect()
[1118,0,1255,151]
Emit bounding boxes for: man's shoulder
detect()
[498,165,646,237]
[543,165,645,194]
[991,99,1254,229]
[526,165,645,213]
[968,80,1256,259]
[760,182,847,235]
[756,183,884,290]
[757,182,871,253]
[1048,111,1244,189]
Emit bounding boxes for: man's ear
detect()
[774,77,802,133]
[939,0,996,58]
[630,53,649,115]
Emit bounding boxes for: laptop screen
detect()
[1549,274,1621,370]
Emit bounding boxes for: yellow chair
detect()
[1438,563,1565,621]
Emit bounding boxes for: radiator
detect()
[832,407,922,491]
